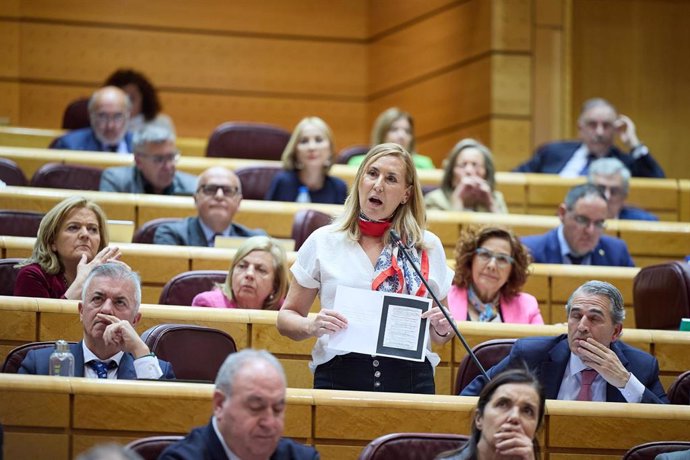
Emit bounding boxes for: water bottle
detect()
[49,340,75,377]
[296,186,311,203]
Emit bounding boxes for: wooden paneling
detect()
[490,0,531,51]
[368,0,459,37]
[492,55,532,115]
[535,0,563,26]
[0,82,20,126]
[533,27,564,150]
[571,0,690,179]
[19,0,369,40]
[0,20,20,76]
[490,119,532,172]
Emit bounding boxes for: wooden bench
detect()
[1,373,689,460]
[1,145,686,220]
[2,185,687,267]
[2,296,687,395]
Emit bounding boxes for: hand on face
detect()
[493,424,536,460]
[613,114,640,150]
[99,313,150,357]
[574,338,630,388]
[310,309,348,338]
[455,175,493,208]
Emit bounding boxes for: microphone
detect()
[389,230,490,383]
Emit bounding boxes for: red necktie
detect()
[576,369,598,401]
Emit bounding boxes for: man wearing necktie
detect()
[521,183,635,267]
[19,263,175,380]
[513,98,665,178]
[461,280,668,404]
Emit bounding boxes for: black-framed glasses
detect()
[571,213,606,230]
[197,184,240,198]
[474,247,514,267]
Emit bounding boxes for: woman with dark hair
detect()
[104,68,174,133]
[437,367,545,460]
[277,143,453,394]
[426,139,507,213]
[449,226,543,324]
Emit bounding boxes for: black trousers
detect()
[314,352,435,394]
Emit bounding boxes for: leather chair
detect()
[633,261,690,330]
[141,324,237,382]
[0,158,28,186]
[291,209,332,251]
[667,370,690,405]
[622,441,690,460]
[132,217,183,244]
[125,435,183,460]
[30,163,103,190]
[0,258,23,296]
[358,432,469,460]
[206,122,290,160]
[158,270,227,306]
[0,210,43,237]
[235,165,282,200]
[2,341,77,373]
[454,338,516,395]
[61,97,90,130]
[336,144,369,164]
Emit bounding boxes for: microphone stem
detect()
[391,233,490,383]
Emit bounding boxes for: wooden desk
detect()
[1,374,689,460]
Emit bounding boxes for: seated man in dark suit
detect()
[521,183,635,266]
[99,124,196,195]
[52,86,133,153]
[514,98,664,178]
[160,349,319,460]
[462,280,668,404]
[153,166,266,247]
[19,263,175,380]
[588,157,658,221]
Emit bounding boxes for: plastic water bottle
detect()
[296,186,311,203]
[49,340,75,377]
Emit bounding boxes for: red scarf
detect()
[358,217,391,237]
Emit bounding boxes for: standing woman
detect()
[277,143,454,394]
[425,139,507,213]
[14,196,122,299]
[265,117,348,204]
[348,107,435,169]
[104,68,175,133]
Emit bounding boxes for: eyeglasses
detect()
[92,112,127,124]
[571,213,606,230]
[594,184,626,198]
[197,184,241,198]
[474,247,514,267]
[136,152,180,165]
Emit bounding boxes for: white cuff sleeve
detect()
[133,355,163,380]
[618,372,645,403]
[631,144,649,159]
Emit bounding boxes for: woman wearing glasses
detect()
[448,226,543,324]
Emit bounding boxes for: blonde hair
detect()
[280,117,335,173]
[370,107,416,153]
[336,143,426,249]
[19,197,109,274]
[220,236,289,310]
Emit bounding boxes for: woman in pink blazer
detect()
[448,226,543,324]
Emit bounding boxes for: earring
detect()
[269,293,275,300]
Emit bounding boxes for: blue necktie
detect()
[579,153,596,175]
[88,360,117,379]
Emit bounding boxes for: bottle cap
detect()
[56,339,69,352]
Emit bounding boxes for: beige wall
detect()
[1,0,688,177]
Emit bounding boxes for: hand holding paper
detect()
[309,309,348,338]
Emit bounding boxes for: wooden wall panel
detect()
[0,20,20,76]
[368,1,491,95]
[490,0,531,51]
[571,0,690,179]
[491,54,531,115]
[368,0,459,37]
[19,0,369,40]
[490,119,531,171]
[0,82,20,126]
[533,27,564,151]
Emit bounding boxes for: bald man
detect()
[154,167,266,247]
[52,86,133,153]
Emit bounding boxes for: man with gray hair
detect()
[19,263,175,379]
[588,157,658,221]
[99,124,196,194]
[153,166,266,247]
[521,183,635,266]
[52,86,134,153]
[461,280,668,404]
[160,349,319,460]
[514,98,664,178]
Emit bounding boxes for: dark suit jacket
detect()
[159,420,319,460]
[513,141,665,178]
[99,166,196,195]
[521,228,635,267]
[618,206,658,221]
[51,128,133,153]
[461,334,668,404]
[153,216,266,247]
[18,341,175,380]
